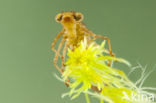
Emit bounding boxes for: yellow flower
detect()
[62,38,132,99]
[60,38,156,103]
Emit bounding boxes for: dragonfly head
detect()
[55,11,83,24]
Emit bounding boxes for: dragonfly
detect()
[51,11,115,74]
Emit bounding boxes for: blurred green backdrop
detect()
[0,0,156,103]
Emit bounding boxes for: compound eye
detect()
[55,13,63,22]
[73,12,83,22]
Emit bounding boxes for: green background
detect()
[0,0,156,103]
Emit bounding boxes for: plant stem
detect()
[100,99,104,103]
[85,93,90,103]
